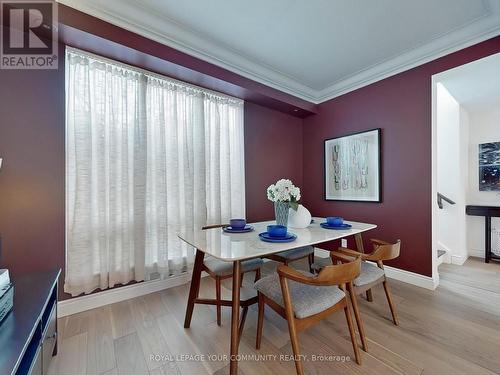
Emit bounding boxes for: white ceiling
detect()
[438,52,500,112]
[58,0,500,103]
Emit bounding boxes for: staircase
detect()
[437,249,447,266]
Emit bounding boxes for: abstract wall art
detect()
[479,142,500,191]
[324,128,381,202]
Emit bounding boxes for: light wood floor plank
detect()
[109,300,136,339]
[85,305,117,375]
[129,296,172,371]
[62,311,89,339]
[150,362,182,375]
[48,332,88,375]
[440,257,500,293]
[156,313,212,375]
[114,332,149,375]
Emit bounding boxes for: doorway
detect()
[432,52,500,286]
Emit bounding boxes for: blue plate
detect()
[223,225,254,233]
[320,222,352,230]
[259,232,297,243]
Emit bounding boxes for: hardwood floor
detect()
[49,258,500,375]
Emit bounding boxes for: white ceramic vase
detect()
[288,204,312,229]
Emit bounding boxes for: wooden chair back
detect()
[316,257,361,285]
[370,239,401,261]
[277,257,361,287]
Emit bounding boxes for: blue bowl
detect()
[230,218,247,229]
[267,224,287,238]
[326,216,344,226]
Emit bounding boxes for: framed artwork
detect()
[479,142,500,191]
[324,128,381,202]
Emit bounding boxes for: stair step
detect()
[437,250,446,258]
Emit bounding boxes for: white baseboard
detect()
[468,249,485,258]
[451,254,468,265]
[58,272,192,318]
[379,264,437,290]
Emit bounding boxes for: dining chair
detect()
[264,245,315,273]
[313,239,401,352]
[201,224,264,326]
[254,257,362,374]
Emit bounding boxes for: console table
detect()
[466,205,500,263]
[0,269,60,375]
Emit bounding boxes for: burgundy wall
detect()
[0,41,66,282]
[302,36,500,277]
[244,102,303,222]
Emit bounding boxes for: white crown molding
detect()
[57,0,500,105]
[316,0,500,103]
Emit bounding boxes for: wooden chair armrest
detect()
[336,247,369,260]
[277,265,321,286]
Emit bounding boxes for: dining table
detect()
[178,217,377,375]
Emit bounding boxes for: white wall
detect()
[466,106,500,257]
[436,83,469,264]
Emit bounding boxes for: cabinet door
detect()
[27,346,42,375]
[41,303,57,375]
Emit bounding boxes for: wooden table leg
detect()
[184,249,205,328]
[230,260,242,375]
[354,233,373,301]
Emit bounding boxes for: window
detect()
[65,47,245,296]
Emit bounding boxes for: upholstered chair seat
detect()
[254,271,345,319]
[204,256,264,277]
[354,262,385,286]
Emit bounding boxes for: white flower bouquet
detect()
[267,179,301,211]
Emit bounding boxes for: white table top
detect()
[178,217,377,261]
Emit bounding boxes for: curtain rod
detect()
[66,46,244,105]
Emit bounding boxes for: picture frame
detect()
[479,141,500,191]
[324,128,381,202]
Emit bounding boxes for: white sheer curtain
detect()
[65,48,245,296]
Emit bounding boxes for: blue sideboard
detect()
[0,269,60,375]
